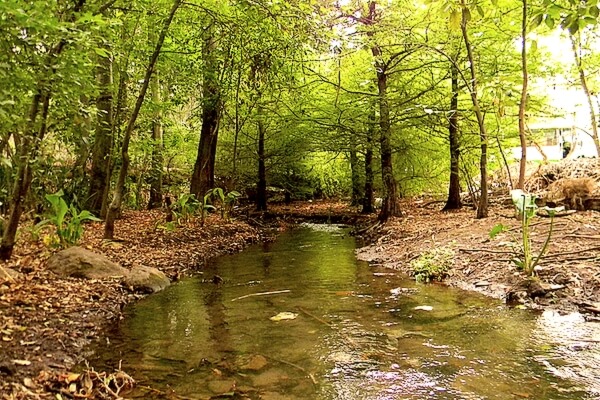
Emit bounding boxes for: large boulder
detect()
[122,265,170,293]
[47,247,127,279]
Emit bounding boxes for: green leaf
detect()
[94,47,110,58]
[449,10,461,30]
[530,39,538,53]
[531,13,544,29]
[489,224,507,239]
[544,16,555,29]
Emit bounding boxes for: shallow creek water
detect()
[93,224,600,399]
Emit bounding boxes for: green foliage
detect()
[37,190,101,247]
[170,193,200,224]
[203,188,241,221]
[490,190,562,276]
[410,247,455,283]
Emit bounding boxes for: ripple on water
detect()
[532,310,600,396]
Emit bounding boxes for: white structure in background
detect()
[510,32,599,161]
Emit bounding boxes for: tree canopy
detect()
[1,0,598,256]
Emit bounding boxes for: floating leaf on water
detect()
[414,305,433,311]
[270,312,298,321]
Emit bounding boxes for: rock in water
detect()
[122,265,170,293]
[47,247,127,279]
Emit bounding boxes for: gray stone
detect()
[122,265,170,293]
[47,247,127,279]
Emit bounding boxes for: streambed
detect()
[93,223,600,399]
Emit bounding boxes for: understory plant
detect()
[37,190,101,247]
[490,190,562,276]
[202,188,241,224]
[410,246,455,283]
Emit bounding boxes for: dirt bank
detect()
[0,210,267,398]
[356,199,600,317]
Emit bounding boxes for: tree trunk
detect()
[256,108,267,211]
[147,57,163,209]
[0,93,49,259]
[443,63,462,211]
[362,108,375,213]
[88,50,113,215]
[365,1,400,221]
[517,0,528,189]
[0,1,86,259]
[376,67,401,221]
[570,34,600,156]
[104,0,182,239]
[190,25,221,198]
[349,137,362,207]
[460,2,488,219]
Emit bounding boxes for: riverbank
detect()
[2,199,599,398]
[355,198,600,317]
[0,210,268,398]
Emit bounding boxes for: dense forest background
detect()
[1,0,599,258]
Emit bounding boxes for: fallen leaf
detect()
[270,312,298,321]
[414,306,433,311]
[12,359,31,366]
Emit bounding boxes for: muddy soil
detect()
[1,200,599,398]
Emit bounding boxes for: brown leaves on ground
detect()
[356,199,600,315]
[0,209,264,398]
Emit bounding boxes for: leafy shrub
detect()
[37,190,101,247]
[410,247,455,283]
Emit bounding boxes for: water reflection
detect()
[94,225,599,399]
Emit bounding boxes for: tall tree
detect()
[443,61,462,210]
[190,22,221,199]
[104,0,182,239]
[364,1,402,221]
[458,0,489,218]
[88,47,113,216]
[0,0,90,259]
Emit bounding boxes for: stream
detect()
[93,224,600,399]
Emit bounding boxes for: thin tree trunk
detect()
[365,1,400,221]
[147,55,163,209]
[256,106,267,211]
[362,107,375,213]
[443,62,462,210]
[0,0,86,259]
[0,93,49,259]
[104,0,182,239]
[88,50,114,215]
[517,0,528,189]
[460,2,488,219]
[190,24,221,198]
[232,64,242,182]
[350,136,362,207]
[570,34,600,156]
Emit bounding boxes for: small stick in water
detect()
[231,289,291,302]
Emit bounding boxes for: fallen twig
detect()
[297,306,333,327]
[231,289,291,302]
[261,354,318,386]
[0,265,16,283]
[459,248,515,254]
[543,246,600,259]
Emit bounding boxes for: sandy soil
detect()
[1,199,599,398]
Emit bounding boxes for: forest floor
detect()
[1,198,600,398]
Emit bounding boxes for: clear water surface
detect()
[93,224,600,399]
